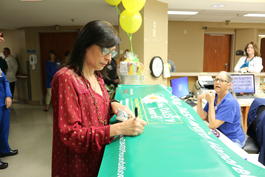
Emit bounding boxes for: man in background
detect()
[3,47,18,98]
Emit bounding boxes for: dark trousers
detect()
[9,82,15,98]
[0,106,11,154]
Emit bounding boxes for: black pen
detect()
[134,107,138,120]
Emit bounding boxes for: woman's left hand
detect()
[5,97,12,108]
[111,102,134,117]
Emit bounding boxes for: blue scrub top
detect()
[0,72,12,107]
[204,92,245,146]
[45,61,60,88]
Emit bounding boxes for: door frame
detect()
[38,31,78,103]
[204,31,235,72]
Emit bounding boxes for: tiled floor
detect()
[0,104,52,177]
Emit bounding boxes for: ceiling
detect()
[1,0,265,29]
[165,0,265,23]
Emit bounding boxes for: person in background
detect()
[197,71,245,147]
[62,50,70,66]
[116,49,129,64]
[44,50,60,111]
[234,41,263,73]
[101,55,119,99]
[0,33,4,42]
[0,68,18,169]
[0,57,8,74]
[51,20,147,177]
[3,48,18,98]
[168,59,176,72]
[0,33,8,170]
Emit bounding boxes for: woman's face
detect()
[214,73,231,94]
[246,44,254,56]
[84,45,116,71]
[49,53,56,61]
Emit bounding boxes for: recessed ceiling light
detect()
[244,13,265,17]
[168,11,198,15]
[212,4,225,8]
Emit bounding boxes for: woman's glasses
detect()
[214,78,228,83]
[102,47,118,58]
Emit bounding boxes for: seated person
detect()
[197,71,245,147]
[234,41,263,73]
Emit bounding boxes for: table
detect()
[98,85,265,177]
[237,98,254,132]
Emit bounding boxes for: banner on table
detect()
[98,85,265,177]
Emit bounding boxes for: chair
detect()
[243,98,265,165]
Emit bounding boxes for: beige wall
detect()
[3,21,265,103]
[143,0,168,85]
[168,21,265,72]
[0,30,29,101]
[1,26,81,103]
[119,0,168,85]
[23,26,81,103]
[0,30,27,73]
[234,29,258,67]
[168,21,204,72]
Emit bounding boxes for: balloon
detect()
[119,10,142,34]
[104,0,121,6]
[122,0,146,12]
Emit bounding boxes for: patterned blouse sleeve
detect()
[52,73,112,153]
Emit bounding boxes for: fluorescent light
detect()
[168,11,198,15]
[212,4,225,8]
[20,0,43,2]
[244,13,265,17]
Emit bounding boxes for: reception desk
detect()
[168,72,265,132]
[168,72,265,94]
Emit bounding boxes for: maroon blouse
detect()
[51,67,112,177]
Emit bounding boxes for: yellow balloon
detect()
[104,0,121,6]
[122,0,146,12]
[119,10,142,34]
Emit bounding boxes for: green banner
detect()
[98,85,265,177]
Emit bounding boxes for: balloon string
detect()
[115,5,120,15]
[127,33,133,54]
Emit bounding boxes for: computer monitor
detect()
[231,74,255,94]
[171,77,189,98]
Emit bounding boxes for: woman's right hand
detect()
[110,118,147,137]
[197,93,206,101]
[120,118,147,136]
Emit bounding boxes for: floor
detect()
[1,103,52,177]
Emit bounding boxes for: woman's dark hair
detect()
[68,20,120,75]
[244,41,259,57]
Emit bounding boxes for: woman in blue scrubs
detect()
[0,68,17,169]
[197,71,245,147]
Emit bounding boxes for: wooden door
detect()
[39,32,78,98]
[260,38,265,72]
[203,34,231,72]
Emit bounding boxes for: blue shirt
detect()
[45,61,60,88]
[0,72,12,107]
[204,93,245,146]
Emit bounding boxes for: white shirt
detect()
[234,56,263,73]
[5,55,18,82]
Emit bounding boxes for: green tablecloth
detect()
[98,85,265,177]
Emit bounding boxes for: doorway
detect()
[39,32,78,100]
[260,38,265,72]
[203,34,232,72]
